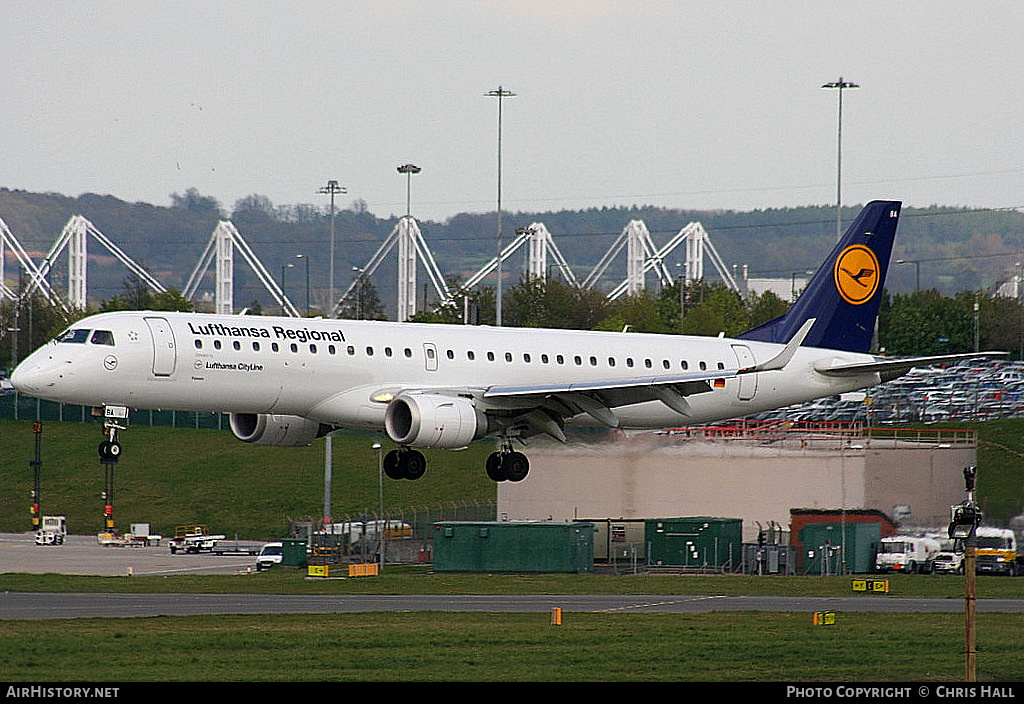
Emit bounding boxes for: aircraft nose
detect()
[10,355,57,395]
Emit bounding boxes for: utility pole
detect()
[822,78,858,241]
[485,86,515,325]
[318,179,346,318]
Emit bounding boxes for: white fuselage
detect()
[12,311,881,431]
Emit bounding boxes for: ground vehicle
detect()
[256,542,283,570]
[975,527,1019,576]
[321,520,413,552]
[35,515,67,545]
[932,551,964,574]
[874,535,941,574]
[168,525,226,554]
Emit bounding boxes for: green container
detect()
[432,521,594,573]
[799,522,880,574]
[281,538,307,567]
[645,517,742,569]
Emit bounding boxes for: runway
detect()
[3,592,1024,621]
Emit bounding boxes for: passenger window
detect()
[699,361,707,370]
[233,341,241,351]
[328,345,335,355]
[253,342,261,352]
[626,358,634,368]
[90,330,115,346]
[468,351,475,361]
[487,352,495,362]
[505,352,513,363]
[574,355,582,366]
[309,344,317,354]
[644,359,652,368]
[608,357,616,367]
[541,354,549,364]
[272,343,280,352]
[556,355,564,365]
[214,340,222,350]
[347,346,355,356]
[290,343,298,353]
[405,348,413,358]
[385,347,393,357]
[523,353,531,363]
[663,360,670,370]
[446,349,454,360]
[194,340,203,350]
[681,361,689,370]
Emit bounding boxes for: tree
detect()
[680,283,750,337]
[336,275,385,320]
[98,274,194,313]
[231,194,277,222]
[747,290,790,329]
[169,187,223,217]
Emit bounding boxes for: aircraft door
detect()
[144,316,177,377]
[731,344,757,401]
[424,343,438,372]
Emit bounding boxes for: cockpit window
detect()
[90,330,115,346]
[57,329,91,344]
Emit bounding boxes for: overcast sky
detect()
[3,1,1023,222]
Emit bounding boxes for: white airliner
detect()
[10,200,998,482]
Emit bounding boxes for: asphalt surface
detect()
[0,532,265,577]
[4,532,1024,621]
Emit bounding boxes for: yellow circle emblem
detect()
[834,245,880,305]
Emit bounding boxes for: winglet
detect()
[739,318,815,374]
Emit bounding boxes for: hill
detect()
[2,417,1022,540]
[4,187,1024,313]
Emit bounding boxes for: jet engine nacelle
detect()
[229,413,330,447]
[384,393,488,449]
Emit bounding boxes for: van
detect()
[256,541,283,571]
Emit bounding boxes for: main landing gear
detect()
[383,448,426,481]
[382,441,531,483]
[485,447,529,483]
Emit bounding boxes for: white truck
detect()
[875,535,942,574]
[975,527,1020,576]
[35,515,67,545]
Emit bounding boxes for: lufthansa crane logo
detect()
[834,245,880,305]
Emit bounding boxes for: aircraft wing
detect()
[814,351,1008,380]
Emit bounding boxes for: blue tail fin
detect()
[737,200,901,353]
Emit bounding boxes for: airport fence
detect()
[0,391,227,430]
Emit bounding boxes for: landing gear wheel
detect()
[401,450,427,480]
[383,449,404,480]
[384,448,427,480]
[98,440,121,462]
[486,452,505,482]
[502,451,529,482]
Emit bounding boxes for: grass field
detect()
[2,611,1022,682]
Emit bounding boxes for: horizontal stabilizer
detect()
[815,351,1008,380]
